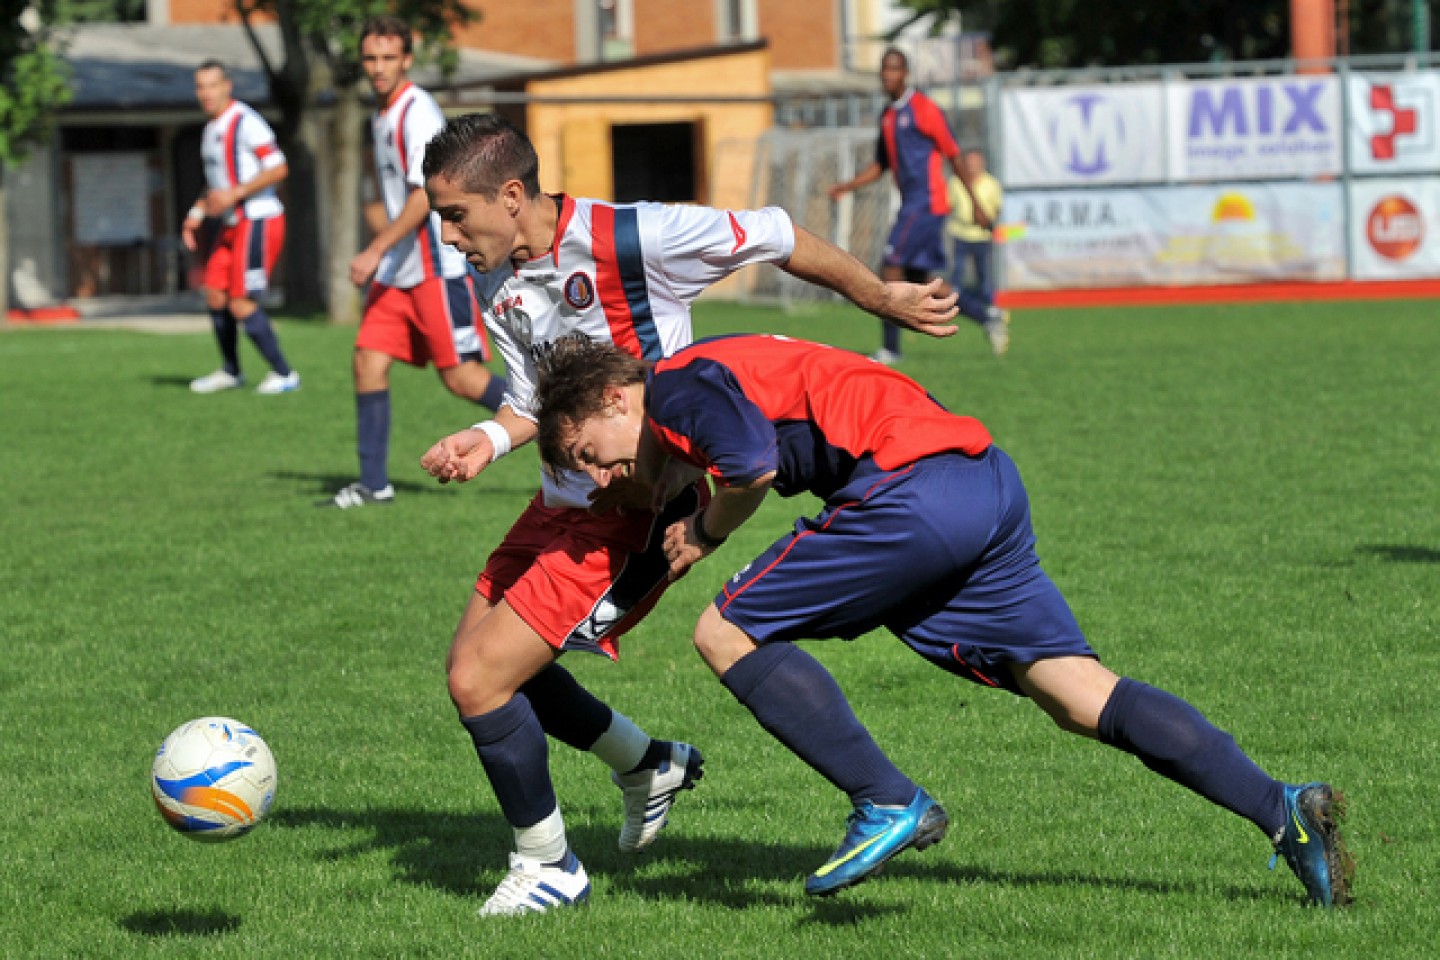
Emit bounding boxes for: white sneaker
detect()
[256,370,301,394]
[613,741,704,853]
[984,313,1010,358]
[867,348,902,366]
[478,851,590,916]
[319,482,395,509]
[190,370,244,394]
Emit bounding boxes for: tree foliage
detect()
[896,0,1438,69]
[0,0,73,170]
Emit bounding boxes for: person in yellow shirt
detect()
[947,149,1010,357]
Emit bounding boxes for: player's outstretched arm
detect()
[420,408,537,484]
[781,227,960,338]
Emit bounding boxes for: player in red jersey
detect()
[531,333,1352,907]
[415,114,964,916]
[828,48,1009,362]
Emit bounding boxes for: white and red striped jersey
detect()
[200,100,285,224]
[473,195,796,508]
[371,82,467,289]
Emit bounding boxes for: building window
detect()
[599,0,633,60]
[717,0,757,42]
[612,122,699,203]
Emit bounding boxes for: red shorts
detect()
[477,485,707,659]
[203,214,284,301]
[356,275,492,369]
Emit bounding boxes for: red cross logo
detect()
[1370,84,1418,161]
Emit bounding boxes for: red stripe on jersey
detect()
[254,142,275,160]
[646,420,712,476]
[393,93,413,174]
[552,194,576,271]
[913,94,957,216]
[881,110,898,177]
[590,203,643,358]
[222,108,242,189]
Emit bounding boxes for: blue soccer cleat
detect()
[1270,781,1354,907]
[805,788,949,896]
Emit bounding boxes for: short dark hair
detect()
[423,113,542,199]
[535,334,649,473]
[195,59,229,78]
[881,47,909,70]
[360,15,413,54]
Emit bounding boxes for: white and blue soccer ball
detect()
[151,717,277,842]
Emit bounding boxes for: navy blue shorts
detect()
[713,447,1095,694]
[883,208,947,274]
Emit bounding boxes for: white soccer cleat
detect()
[256,370,301,394]
[984,314,1010,358]
[190,369,244,394]
[477,851,590,917]
[613,741,704,853]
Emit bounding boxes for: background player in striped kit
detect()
[321,17,508,510]
[531,333,1353,908]
[182,60,300,396]
[414,114,964,916]
[828,47,1010,363]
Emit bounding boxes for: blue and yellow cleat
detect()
[1270,781,1354,907]
[805,788,949,897]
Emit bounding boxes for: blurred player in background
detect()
[320,17,508,510]
[532,333,1353,908]
[828,47,1008,363]
[415,113,962,916]
[182,60,300,395]
[947,148,1008,355]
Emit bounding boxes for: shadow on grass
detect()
[1357,544,1440,564]
[149,375,198,390]
[119,908,241,938]
[268,469,541,502]
[268,805,1277,917]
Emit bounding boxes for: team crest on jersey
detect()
[563,271,596,309]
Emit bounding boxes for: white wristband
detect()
[474,420,512,461]
[186,206,204,222]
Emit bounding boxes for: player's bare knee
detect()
[692,605,755,677]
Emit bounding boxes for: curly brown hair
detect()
[534,334,649,473]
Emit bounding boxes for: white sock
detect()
[588,711,650,773]
[514,806,568,863]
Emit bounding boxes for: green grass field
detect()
[2,298,1436,958]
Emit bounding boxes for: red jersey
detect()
[645,334,991,500]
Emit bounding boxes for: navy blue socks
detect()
[1099,678,1286,837]
[461,695,556,830]
[519,662,613,752]
[721,642,916,807]
[209,308,239,375]
[241,308,291,375]
[356,390,391,491]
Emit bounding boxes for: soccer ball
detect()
[151,717,277,842]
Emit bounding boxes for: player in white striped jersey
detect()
[416,114,962,916]
[321,17,507,509]
[182,60,299,396]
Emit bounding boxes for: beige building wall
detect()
[522,45,773,212]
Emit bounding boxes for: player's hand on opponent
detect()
[420,428,495,484]
[883,278,960,339]
[661,514,712,580]
[349,247,382,287]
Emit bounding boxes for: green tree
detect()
[228,0,475,319]
[1,0,72,318]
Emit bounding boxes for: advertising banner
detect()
[1000,183,1346,290]
[1165,76,1343,181]
[1348,177,1440,278]
[1347,72,1440,174]
[1000,83,1167,188]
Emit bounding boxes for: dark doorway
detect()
[611,122,699,203]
